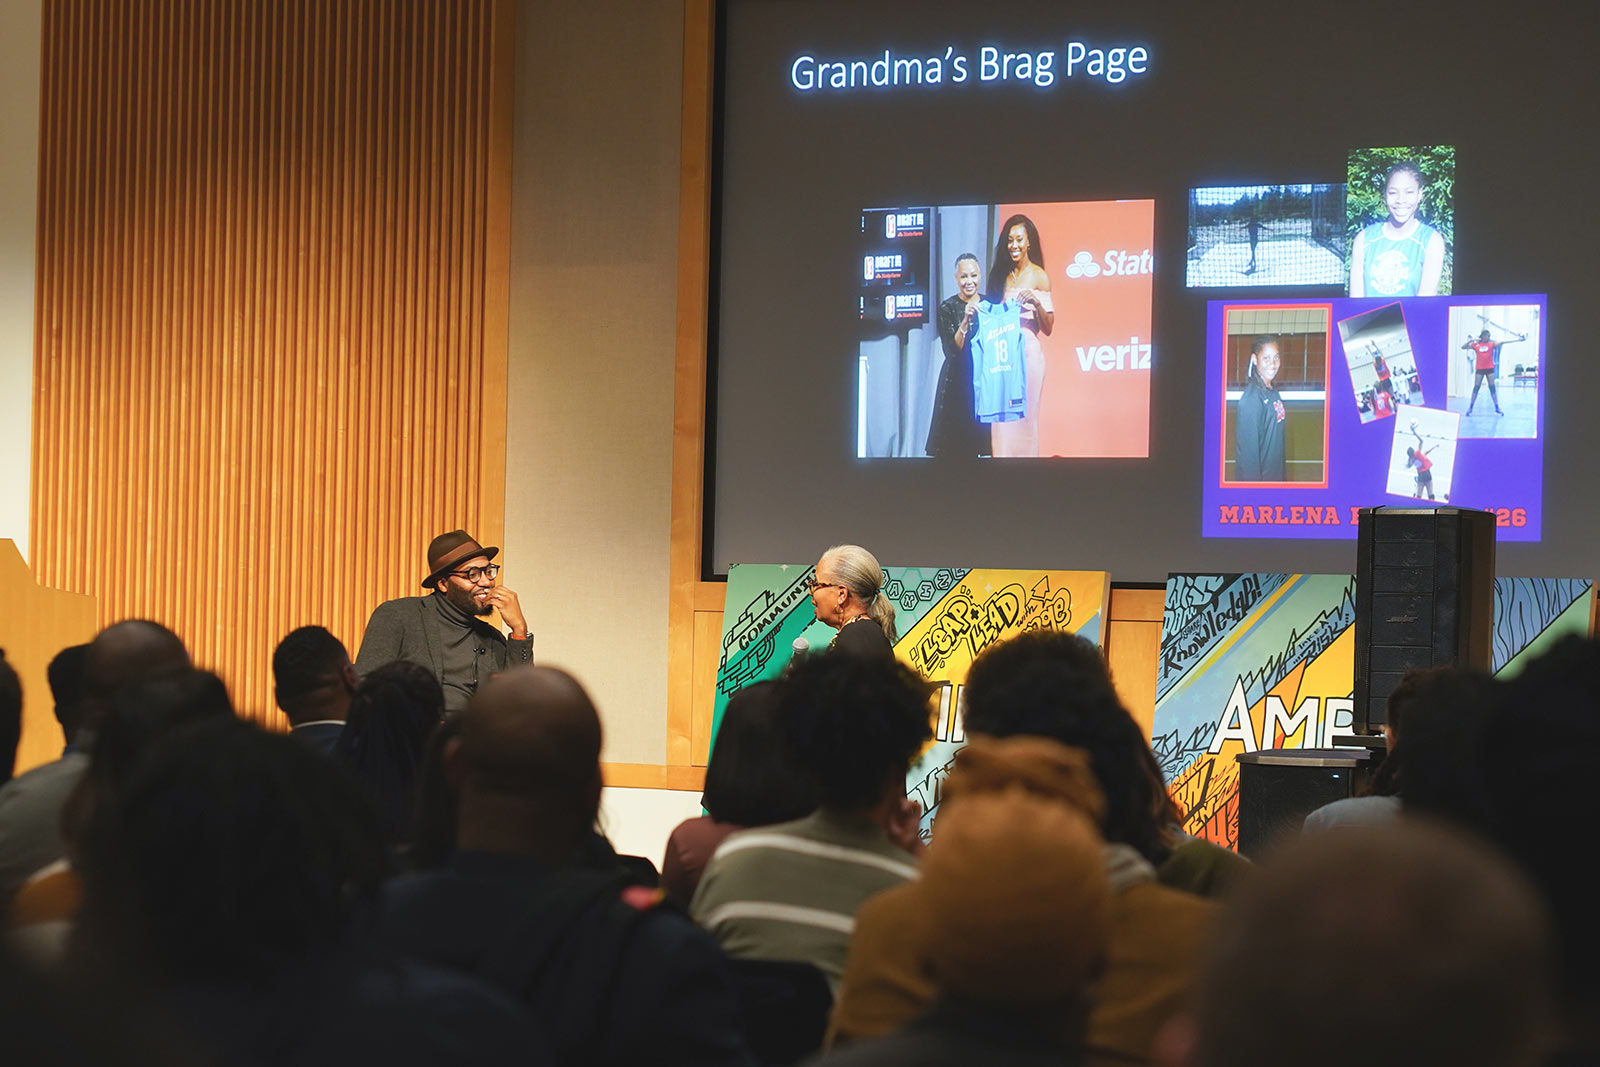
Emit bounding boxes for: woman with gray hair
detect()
[807,544,897,658]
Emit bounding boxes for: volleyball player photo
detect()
[1386,406,1460,501]
[1336,302,1426,424]
[1446,303,1541,440]
[1221,304,1330,485]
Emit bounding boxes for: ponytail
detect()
[869,592,898,643]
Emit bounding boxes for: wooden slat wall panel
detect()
[32,0,512,724]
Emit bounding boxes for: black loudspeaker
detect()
[1354,506,1495,733]
[1235,749,1372,857]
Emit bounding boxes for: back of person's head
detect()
[336,660,443,847]
[701,680,819,826]
[1485,635,1600,1020]
[62,669,236,864]
[453,666,604,856]
[0,651,20,785]
[74,718,386,986]
[964,630,1176,860]
[939,735,1107,825]
[46,643,90,743]
[778,652,931,812]
[90,669,235,796]
[272,625,353,725]
[1377,666,1441,744]
[1381,667,1499,825]
[407,713,464,871]
[1179,824,1551,1067]
[919,788,1107,1015]
[82,621,190,731]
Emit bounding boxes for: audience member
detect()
[962,630,1248,895]
[1,938,194,1067]
[405,712,464,872]
[1156,823,1553,1067]
[809,784,1108,1067]
[10,669,236,962]
[46,643,90,755]
[830,736,1218,1065]
[1303,666,1497,832]
[0,652,19,785]
[72,717,548,1066]
[1474,635,1600,1060]
[691,653,931,990]
[662,679,820,904]
[1301,669,1428,831]
[0,621,189,903]
[336,660,443,850]
[374,666,752,1066]
[272,625,356,757]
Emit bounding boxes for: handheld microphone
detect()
[792,636,810,654]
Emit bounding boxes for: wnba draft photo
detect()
[854,199,1154,460]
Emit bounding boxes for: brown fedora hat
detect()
[422,530,500,588]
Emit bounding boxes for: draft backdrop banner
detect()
[1153,574,1594,850]
[714,563,1111,837]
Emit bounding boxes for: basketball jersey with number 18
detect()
[970,299,1026,424]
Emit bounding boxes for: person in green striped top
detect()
[690,653,932,990]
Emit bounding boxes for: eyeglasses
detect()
[448,564,500,584]
[806,578,846,593]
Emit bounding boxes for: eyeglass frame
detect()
[806,578,847,594]
[447,563,501,584]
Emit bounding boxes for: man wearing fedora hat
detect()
[354,530,534,713]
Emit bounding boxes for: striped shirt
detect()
[689,809,919,989]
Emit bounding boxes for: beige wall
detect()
[0,2,41,562]
[506,1,684,764]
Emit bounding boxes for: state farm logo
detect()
[1065,251,1100,278]
[1064,249,1153,279]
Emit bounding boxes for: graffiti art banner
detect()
[1153,574,1593,849]
[715,564,1111,835]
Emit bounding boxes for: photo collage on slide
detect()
[1195,143,1545,541]
[848,141,1545,541]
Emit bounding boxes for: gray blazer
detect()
[354,595,534,684]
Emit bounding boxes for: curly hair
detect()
[336,660,443,846]
[964,630,1178,861]
[76,718,386,983]
[778,652,933,811]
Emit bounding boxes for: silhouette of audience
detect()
[72,716,548,1066]
[0,621,189,904]
[812,778,1110,1066]
[0,651,19,785]
[6,616,1594,1067]
[1158,822,1553,1067]
[272,625,355,758]
[336,660,443,850]
[830,731,1219,1066]
[374,665,752,1066]
[691,652,931,990]
[662,679,819,904]
[1452,636,1600,1060]
[46,643,90,756]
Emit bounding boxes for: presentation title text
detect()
[790,42,1150,92]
